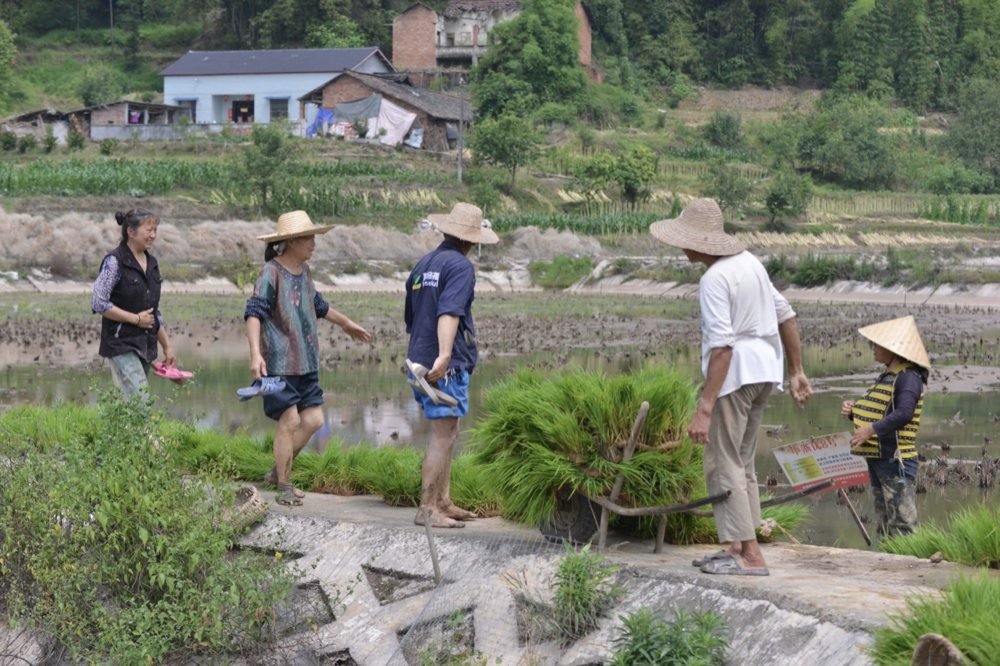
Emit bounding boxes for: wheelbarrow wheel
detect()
[539,492,600,545]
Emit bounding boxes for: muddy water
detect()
[3,330,998,551]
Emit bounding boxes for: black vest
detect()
[98,243,162,362]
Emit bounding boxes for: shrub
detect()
[78,65,128,107]
[703,110,744,150]
[611,608,728,666]
[0,398,295,663]
[0,130,16,151]
[764,170,813,231]
[42,128,57,153]
[66,131,86,151]
[99,138,119,156]
[16,134,36,154]
[532,102,577,127]
[527,255,593,289]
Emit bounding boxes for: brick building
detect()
[299,72,472,151]
[392,0,599,84]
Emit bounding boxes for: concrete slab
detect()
[239,489,979,666]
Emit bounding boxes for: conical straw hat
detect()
[858,315,931,368]
[426,202,500,245]
[257,210,332,242]
[649,198,745,256]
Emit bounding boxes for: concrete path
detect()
[246,489,976,666]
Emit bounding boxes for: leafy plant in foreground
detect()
[611,608,728,666]
[552,543,623,645]
[0,397,294,663]
[879,503,1000,569]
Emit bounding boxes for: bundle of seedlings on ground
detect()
[879,503,1000,568]
[0,398,296,664]
[610,608,728,666]
[469,365,714,542]
[870,575,1000,666]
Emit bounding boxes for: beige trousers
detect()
[705,382,773,543]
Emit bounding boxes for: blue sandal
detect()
[236,376,286,401]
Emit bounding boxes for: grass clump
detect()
[0,397,295,663]
[879,503,1000,569]
[552,543,623,644]
[527,255,593,289]
[611,608,728,666]
[469,365,711,542]
[870,575,1000,665]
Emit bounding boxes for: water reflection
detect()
[3,346,997,550]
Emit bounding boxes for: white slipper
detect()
[405,359,458,407]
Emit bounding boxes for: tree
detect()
[703,160,753,219]
[765,170,813,231]
[798,95,896,189]
[470,114,539,192]
[613,144,657,205]
[948,78,1000,186]
[471,0,587,118]
[833,0,893,98]
[241,124,298,211]
[0,20,15,112]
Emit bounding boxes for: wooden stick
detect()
[839,487,872,547]
[598,401,649,550]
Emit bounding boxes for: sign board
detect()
[772,432,869,491]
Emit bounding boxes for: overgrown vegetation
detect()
[0,398,295,663]
[527,255,593,288]
[611,608,728,666]
[552,544,623,644]
[870,575,1000,666]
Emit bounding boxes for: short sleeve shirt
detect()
[404,240,478,372]
[699,250,794,398]
[244,261,321,376]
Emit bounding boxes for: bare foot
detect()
[263,467,305,498]
[441,504,477,521]
[415,507,465,528]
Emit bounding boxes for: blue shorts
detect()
[409,369,470,419]
[263,372,324,421]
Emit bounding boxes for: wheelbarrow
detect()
[539,401,833,553]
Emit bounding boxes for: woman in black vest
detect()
[91,208,177,395]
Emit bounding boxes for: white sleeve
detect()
[700,274,735,350]
[771,283,795,323]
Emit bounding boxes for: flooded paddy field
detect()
[2,290,999,550]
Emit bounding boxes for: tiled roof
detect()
[301,73,472,121]
[161,47,390,77]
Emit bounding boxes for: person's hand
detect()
[841,400,855,418]
[789,372,813,407]
[341,320,371,343]
[249,353,267,381]
[426,354,451,382]
[687,403,712,445]
[850,424,875,447]
[160,346,177,368]
[137,308,155,329]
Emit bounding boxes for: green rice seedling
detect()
[870,575,1000,665]
[450,454,504,516]
[469,365,720,543]
[881,504,1000,568]
[350,445,423,506]
[552,543,623,644]
[611,608,728,666]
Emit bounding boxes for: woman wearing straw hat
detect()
[92,207,178,396]
[245,210,371,507]
[841,315,929,537]
[404,202,499,528]
[650,198,812,576]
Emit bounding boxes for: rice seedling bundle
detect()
[468,365,717,542]
[880,503,1000,569]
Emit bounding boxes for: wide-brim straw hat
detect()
[858,315,931,368]
[426,203,500,245]
[649,198,745,256]
[257,210,332,243]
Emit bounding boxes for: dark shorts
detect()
[409,368,470,419]
[263,372,324,421]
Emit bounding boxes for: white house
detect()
[160,47,394,126]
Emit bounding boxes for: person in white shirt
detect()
[650,198,812,576]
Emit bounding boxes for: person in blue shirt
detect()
[405,203,499,528]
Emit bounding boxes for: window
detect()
[270,98,289,121]
[177,99,197,122]
[446,32,455,46]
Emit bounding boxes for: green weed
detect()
[527,255,593,288]
[552,543,623,644]
[611,608,728,666]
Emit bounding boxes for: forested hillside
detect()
[3,0,1000,116]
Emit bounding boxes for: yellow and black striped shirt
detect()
[851,364,924,460]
